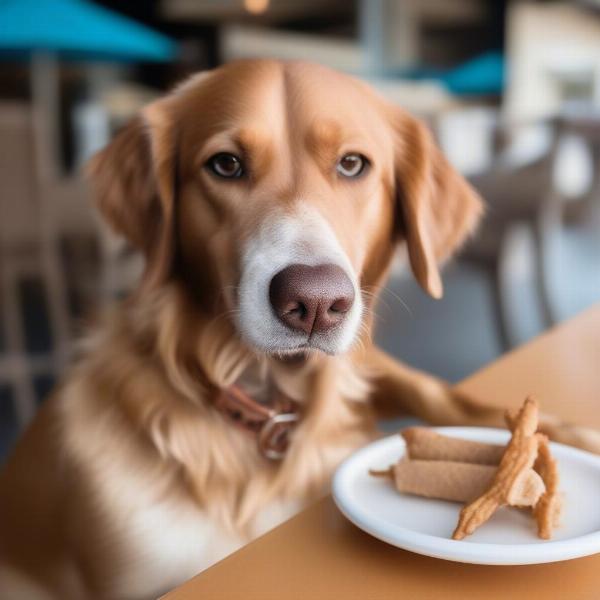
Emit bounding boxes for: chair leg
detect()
[533,194,561,328]
[482,255,514,353]
[10,358,38,428]
[40,235,72,372]
[0,259,37,428]
[494,225,538,351]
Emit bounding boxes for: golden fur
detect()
[1,60,598,600]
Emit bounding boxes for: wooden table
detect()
[165,305,600,599]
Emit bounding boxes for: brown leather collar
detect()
[215,384,300,460]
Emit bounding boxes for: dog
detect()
[1,59,598,600]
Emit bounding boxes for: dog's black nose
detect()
[269,263,355,335]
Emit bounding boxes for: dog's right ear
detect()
[87,98,176,290]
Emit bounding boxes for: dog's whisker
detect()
[377,287,413,317]
[361,290,392,315]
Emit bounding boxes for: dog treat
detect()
[381,458,544,505]
[452,397,543,540]
[402,427,505,465]
[533,435,561,539]
[371,396,561,541]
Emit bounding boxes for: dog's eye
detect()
[336,153,367,178]
[207,153,244,178]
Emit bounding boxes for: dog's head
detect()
[89,60,481,357]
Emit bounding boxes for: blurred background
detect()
[1,0,599,458]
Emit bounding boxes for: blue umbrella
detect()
[0,0,176,61]
[0,0,176,181]
[441,51,505,97]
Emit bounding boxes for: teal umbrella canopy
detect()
[441,51,505,96]
[0,0,176,61]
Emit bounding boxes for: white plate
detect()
[333,427,600,565]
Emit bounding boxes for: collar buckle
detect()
[258,412,300,460]
[215,385,300,460]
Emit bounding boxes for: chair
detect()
[0,101,95,430]
[461,119,563,349]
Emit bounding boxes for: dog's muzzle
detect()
[236,209,363,355]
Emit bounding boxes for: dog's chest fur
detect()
[56,352,372,598]
[86,464,301,598]
[61,395,305,598]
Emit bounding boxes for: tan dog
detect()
[1,60,597,600]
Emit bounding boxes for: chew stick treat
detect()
[452,397,541,540]
[533,435,561,539]
[402,428,505,465]
[389,458,544,505]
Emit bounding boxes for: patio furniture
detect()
[0,0,176,431]
[462,119,563,350]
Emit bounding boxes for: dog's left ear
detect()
[87,97,176,291]
[392,111,483,299]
